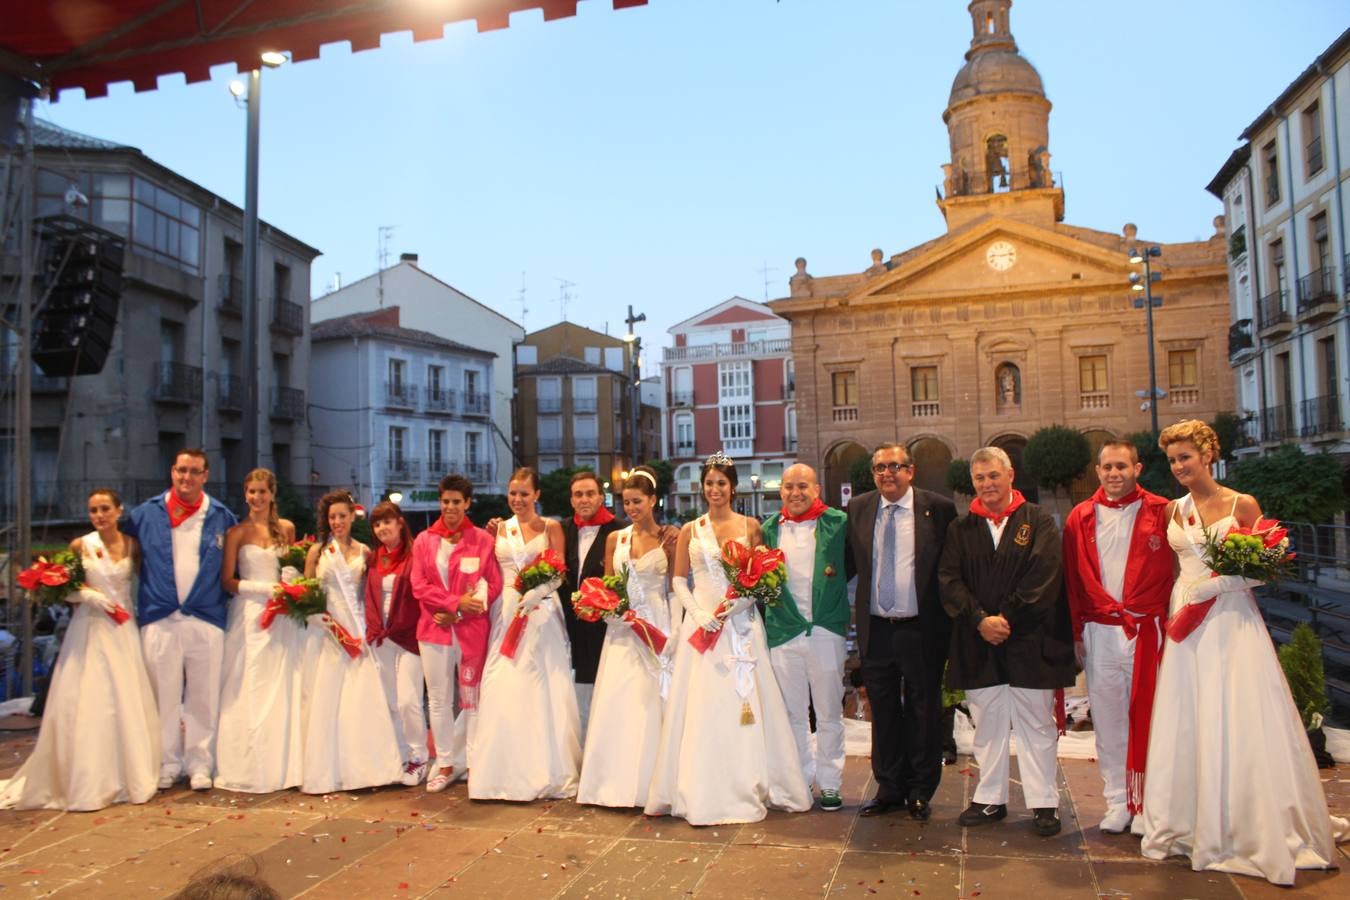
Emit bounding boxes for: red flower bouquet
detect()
[280,535,316,571]
[689,541,786,654]
[1168,517,1294,642]
[573,570,668,656]
[501,549,568,659]
[18,552,130,624]
[260,577,325,629]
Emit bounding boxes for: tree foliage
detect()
[640,458,675,498]
[1023,425,1091,492]
[275,479,316,537]
[467,494,510,527]
[1277,623,1330,730]
[1209,411,1241,462]
[947,459,974,496]
[1225,444,1345,523]
[540,466,589,518]
[1128,431,1179,499]
[849,456,875,495]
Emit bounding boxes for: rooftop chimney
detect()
[399,252,419,267]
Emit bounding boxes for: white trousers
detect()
[769,629,847,792]
[1082,621,1134,811]
[141,612,224,778]
[374,640,428,764]
[420,641,475,771]
[966,685,1059,810]
[574,680,594,745]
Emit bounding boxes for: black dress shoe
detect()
[908,798,931,821]
[858,796,906,817]
[1032,808,1061,836]
[941,749,957,766]
[957,801,1008,826]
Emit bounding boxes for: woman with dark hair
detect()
[577,466,680,807]
[215,468,302,793]
[364,500,427,786]
[646,452,810,824]
[470,466,580,801]
[1,488,160,810]
[299,491,402,793]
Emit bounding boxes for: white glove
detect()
[1184,574,1263,605]
[604,615,627,631]
[672,577,720,632]
[237,579,276,596]
[724,594,758,618]
[280,566,300,585]
[518,582,554,613]
[76,586,116,614]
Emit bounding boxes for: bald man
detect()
[760,464,853,810]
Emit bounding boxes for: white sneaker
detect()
[1099,805,1132,834]
[158,770,179,791]
[425,769,453,793]
[1130,815,1145,836]
[401,759,428,787]
[189,773,213,791]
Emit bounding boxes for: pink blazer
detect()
[410,525,501,647]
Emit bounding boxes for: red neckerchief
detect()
[373,544,407,578]
[1092,485,1143,510]
[573,507,615,528]
[780,497,829,523]
[969,489,1026,526]
[167,493,204,528]
[428,516,472,544]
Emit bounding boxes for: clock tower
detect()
[939,0,1064,232]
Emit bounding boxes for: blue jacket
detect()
[124,493,238,629]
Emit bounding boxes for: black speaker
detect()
[32,216,125,377]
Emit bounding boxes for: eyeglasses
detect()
[173,467,206,477]
[871,462,913,474]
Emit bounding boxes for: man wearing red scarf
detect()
[559,470,619,736]
[1062,440,1172,835]
[940,447,1074,838]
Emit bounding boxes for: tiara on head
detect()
[704,449,734,468]
[627,469,658,489]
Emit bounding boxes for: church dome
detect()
[948,49,1045,107]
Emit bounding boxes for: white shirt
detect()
[1094,499,1141,603]
[435,537,454,589]
[170,492,210,603]
[577,524,601,574]
[778,518,817,620]
[871,488,917,618]
[381,571,396,620]
[987,517,1010,549]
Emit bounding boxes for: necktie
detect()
[878,504,898,615]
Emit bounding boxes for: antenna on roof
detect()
[553,277,576,322]
[757,259,778,301]
[518,271,528,330]
[377,225,395,307]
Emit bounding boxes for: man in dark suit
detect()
[848,442,957,820]
[559,470,621,737]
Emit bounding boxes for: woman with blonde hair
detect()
[215,468,303,793]
[1141,420,1347,884]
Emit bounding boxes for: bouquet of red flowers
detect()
[501,548,567,659]
[1168,517,1294,642]
[260,577,325,628]
[689,541,786,654]
[18,552,131,625]
[573,570,668,656]
[280,535,316,571]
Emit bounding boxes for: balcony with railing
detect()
[670,390,694,407]
[425,386,455,413]
[218,375,245,411]
[385,458,421,482]
[663,338,793,363]
[538,435,563,452]
[1237,416,1260,449]
[271,298,305,336]
[1260,404,1294,443]
[572,395,597,413]
[1228,319,1254,358]
[832,406,858,423]
[154,362,201,404]
[783,436,799,452]
[1169,387,1200,407]
[574,435,600,453]
[384,381,416,409]
[462,391,491,417]
[1296,267,1338,320]
[1256,290,1291,336]
[912,400,941,417]
[1077,392,1109,411]
[218,274,243,317]
[462,461,492,484]
[537,395,562,413]
[31,374,69,393]
[674,440,695,457]
[1300,395,1343,438]
[270,386,305,421]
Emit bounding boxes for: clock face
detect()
[986,241,1016,271]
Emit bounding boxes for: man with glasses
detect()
[848,443,956,820]
[125,449,237,791]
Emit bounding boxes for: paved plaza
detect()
[0,729,1344,899]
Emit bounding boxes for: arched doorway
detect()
[989,433,1038,504]
[824,440,868,508]
[1069,429,1118,505]
[908,436,954,497]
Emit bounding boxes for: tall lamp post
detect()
[229,50,286,472]
[623,304,646,471]
[1129,245,1163,439]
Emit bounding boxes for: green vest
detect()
[760,507,850,648]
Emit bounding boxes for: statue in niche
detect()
[996,363,1021,407]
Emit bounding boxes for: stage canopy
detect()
[2,0,648,100]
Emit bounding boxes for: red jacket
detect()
[1062,490,1174,639]
[364,556,420,655]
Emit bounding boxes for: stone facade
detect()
[770,0,1232,508]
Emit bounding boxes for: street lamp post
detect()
[623,304,646,470]
[1129,246,1163,439]
[750,473,761,520]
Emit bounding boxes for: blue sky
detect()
[37,0,1347,368]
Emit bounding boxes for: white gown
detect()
[577,527,680,807]
[299,542,403,794]
[1141,495,1348,884]
[214,544,304,792]
[644,516,812,825]
[0,533,160,811]
[469,524,581,800]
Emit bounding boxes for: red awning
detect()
[2,0,648,100]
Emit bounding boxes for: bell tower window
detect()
[987,134,1011,192]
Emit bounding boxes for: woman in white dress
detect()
[577,466,680,807]
[470,467,581,801]
[214,468,303,793]
[299,491,403,794]
[1141,420,1348,885]
[1,488,160,811]
[645,453,812,825]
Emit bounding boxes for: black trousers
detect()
[862,615,944,802]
